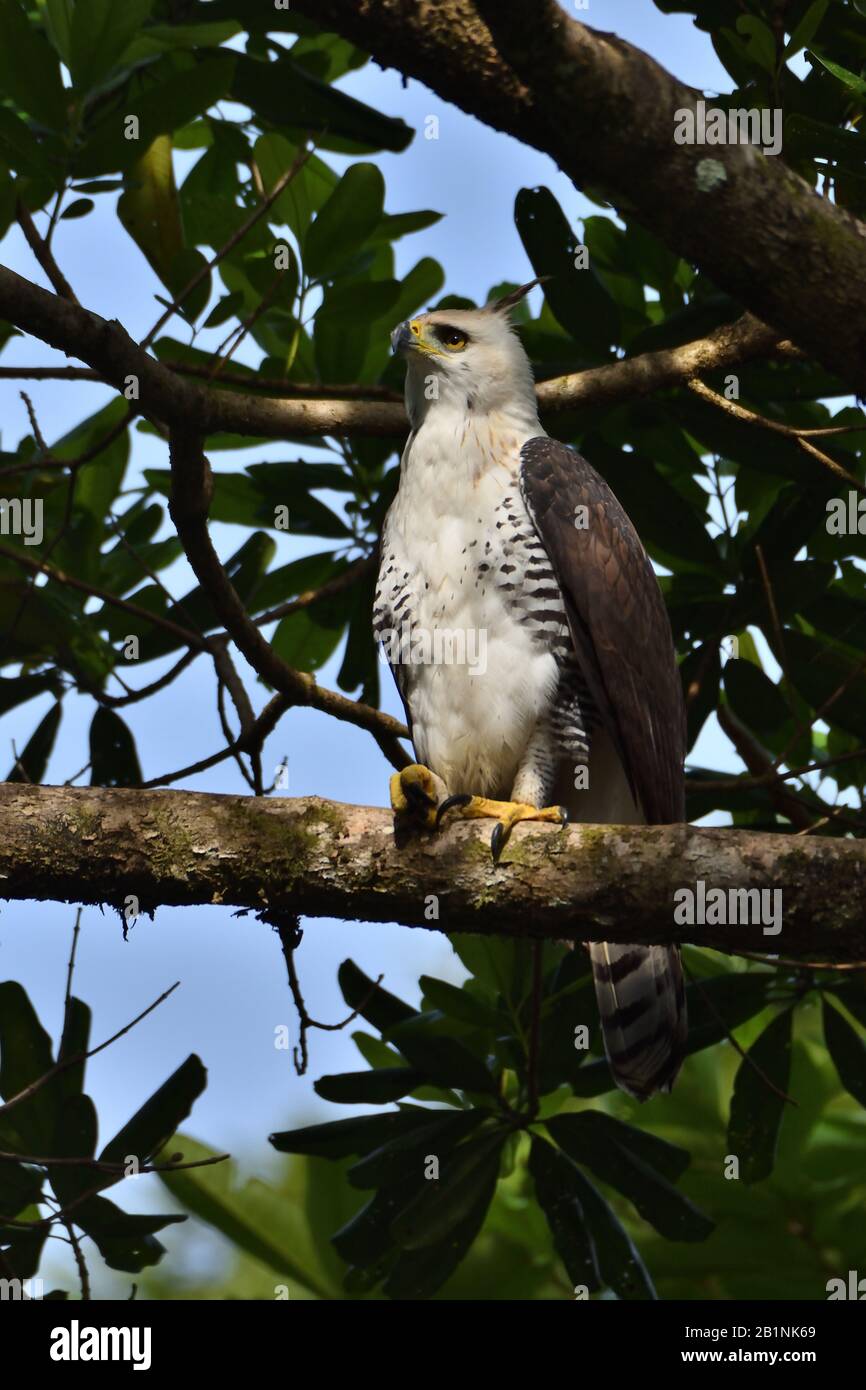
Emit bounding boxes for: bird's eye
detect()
[435,325,469,351]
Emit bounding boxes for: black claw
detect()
[490,821,506,863]
[558,806,570,826]
[435,793,473,829]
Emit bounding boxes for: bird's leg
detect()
[389,763,448,831]
[435,736,566,862]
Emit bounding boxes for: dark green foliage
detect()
[0,979,207,1280]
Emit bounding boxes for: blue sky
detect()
[0,4,739,1290]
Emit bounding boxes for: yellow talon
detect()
[436,796,568,862]
[389,763,441,829]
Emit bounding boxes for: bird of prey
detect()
[373,281,687,1100]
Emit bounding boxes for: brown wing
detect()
[519,437,685,824]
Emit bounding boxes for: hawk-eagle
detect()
[373,281,687,1100]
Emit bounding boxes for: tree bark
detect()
[292,0,866,396]
[2,784,864,958]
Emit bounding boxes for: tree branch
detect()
[0,266,807,443]
[2,784,864,958]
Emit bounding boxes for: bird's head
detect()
[391,279,543,427]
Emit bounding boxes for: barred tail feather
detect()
[589,942,687,1101]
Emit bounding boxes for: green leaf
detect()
[66,1193,182,1272]
[734,15,777,73]
[727,1009,793,1183]
[683,969,777,1053]
[48,1092,99,1204]
[823,998,866,1108]
[383,1170,498,1299]
[337,959,418,1033]
[76,53,235,176]
[529,1135,601,1290]
[331,1176,416,1268]
[272,603,345,672]
[89,707,142,788]
[0,106,53,177]
[346,1111,485,1189]
[389,1129,506,1251]
[119,18,241,62]
[56,996,91,1102]
[449,934,530,1010]
[828,981,866,1032]
[100,1055,207,1165]
[723,659,791,745]
[253,133,337,244]
[385,1014,497,1094]
[550,1110,691,1182]
[270,1110,441,1160]
[68,0,153,92]
[59,197,93,219]
[546,1113,712,1242]
[166,247,211,323]
[809,52,866,99]
[117,134,184,286]
[369,210,443,244]
[419,976,502,1028]
[0,981,57,1153]
[305,163,385,280]
[0,0,68,128]
[157,1135,332,1296]
[515,186,620,357]
[587,439,719,573]
[97,531,273,660]
[784,630,866,741]
[6,702,61,784]
[43,0,73,63]
[231,52,412,155]
[0,1160,43,1220]
[784,0,829,59]
[537,1138,656,1299]
[0,672,60,716]
[314,1068,425,1105]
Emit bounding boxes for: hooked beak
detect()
[391,320,415,355]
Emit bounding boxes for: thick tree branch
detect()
[0,265,805,441]
[0,264,407,437]
[294,0,866,396]
[2,784,864,958]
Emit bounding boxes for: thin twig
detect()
[271,913,384,1076]
[730,949,866,972]
[63,1219,91,1300]
[687,378,866,494]
[0,983,181,1119]
[15,198,79,303]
